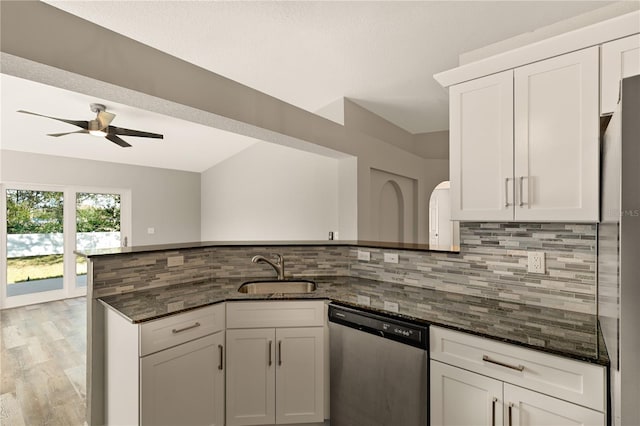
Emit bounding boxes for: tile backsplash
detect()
[350,223,597,314]
[91,222,597,314]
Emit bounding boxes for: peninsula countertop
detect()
[98,275,608,366]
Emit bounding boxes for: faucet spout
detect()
[251,254,285,280]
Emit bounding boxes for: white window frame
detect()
[0,182,131,309]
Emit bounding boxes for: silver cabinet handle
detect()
[491,397,497,426]
[508,402,514,426]
[518,176,530,207]
[268,340,273,366]
[518,176,524,206]
[482,355,525,372]
[218,344,224,370]
[278,341,283,366]
[172,322,200,334]
[505,177,512,207]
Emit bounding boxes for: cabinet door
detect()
[275,327,324,424]
[140,332,225,426]
[505,384,604,426]
[449,70,514,221]
[226,328,276,426]
[514,47,599,221]
[430,361,503,426]
[601,34,640,114]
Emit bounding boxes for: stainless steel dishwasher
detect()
[329,303,429,426]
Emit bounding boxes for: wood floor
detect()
[1,297,86,426]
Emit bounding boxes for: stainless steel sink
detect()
[238,279,316,294]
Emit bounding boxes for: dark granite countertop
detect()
[75,240,458,257]
[98,276,608,366]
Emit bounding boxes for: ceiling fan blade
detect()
[47,129,90,137]
[97,110,116,128]
[17,110,89,129]
[109,126,163,139]
[105,134,132,148]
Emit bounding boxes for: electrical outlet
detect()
[384,253,399,264]
[357,250,370,261]
[357,295,371,306]
[384,301,399,313]
[527,251,545,273]
[167,255,184,267]
[147,227,155,234]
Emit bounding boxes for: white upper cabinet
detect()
[450,70,514,221]
[449,47,599,222]
[601,34,640,115]
[514,47,599,222]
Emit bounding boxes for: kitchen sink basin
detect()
[238,279,316,294]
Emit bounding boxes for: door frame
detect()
[1,182,131,309]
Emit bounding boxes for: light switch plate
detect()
[384,253,399,264]
[357,250,370,261]
[384,301,399,312]
[527,251,545,273]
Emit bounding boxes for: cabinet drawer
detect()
[430,326,605,411]
[140,303,225,356]
[226,301,325,329]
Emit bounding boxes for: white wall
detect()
[1,150,201,245]
[201,142,343,241]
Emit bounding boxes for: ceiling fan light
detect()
[89,129,107,137]
[88,119,107,137]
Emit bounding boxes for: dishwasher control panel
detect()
[329,304,428,349]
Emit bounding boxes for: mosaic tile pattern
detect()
[91,222,597,314]
[349,223,597,314]
[92,245,350,298]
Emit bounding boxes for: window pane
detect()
[76,192,121,287]
[6,189,64,297]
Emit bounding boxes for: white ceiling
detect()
[44,0,617,134]
[1,1,624,172]
[0,74,258,172]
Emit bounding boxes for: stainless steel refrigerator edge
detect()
[599,74,640,426]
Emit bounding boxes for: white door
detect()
[275,327,324,424]
[449,69,514,221]
[514,47,599,221]
[140,332,225,426]
[430,361,503,426]
[504,384,604,426]
[429,182,454,250]
[226,328,276,426]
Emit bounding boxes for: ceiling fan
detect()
[17,103,163,148]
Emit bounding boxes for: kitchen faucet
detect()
[251,254,285,280]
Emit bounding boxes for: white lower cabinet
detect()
[431,360,604,426]
[431,360,503,426]
[140,332,225,426]
[103,303,226,426]
[226,301,325,426]
[430,326,606,426]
